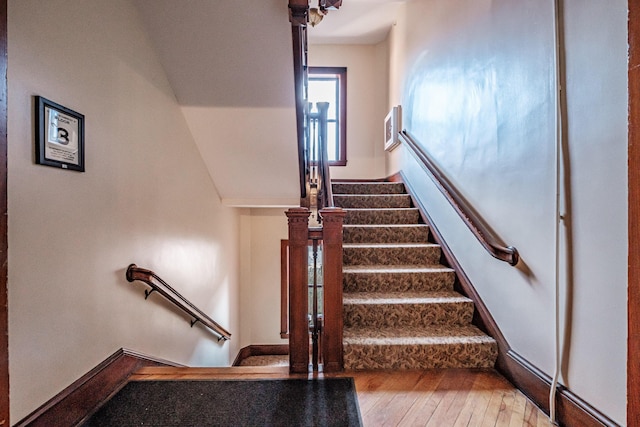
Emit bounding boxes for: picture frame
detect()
[384,105,402,152]
[35,96,85,172]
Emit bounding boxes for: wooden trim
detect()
[13,348,180,427]
[401,173,618,427]
[280,239,290,339]
[285,208,311,373]
[0,1,7,425]
[399,130,519,266]
[318,207,345,372]
[288,0,308,26]
[232,345,289,366]
[504,351,619,427]
[629,1,640,425]
[309,67,347,167]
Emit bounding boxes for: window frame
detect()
[308,66,347,166]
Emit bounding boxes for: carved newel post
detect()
[319,207,346,372]
[286,208,311,373]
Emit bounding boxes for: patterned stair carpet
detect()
[333,181,498,370]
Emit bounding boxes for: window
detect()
[308,67,347,166]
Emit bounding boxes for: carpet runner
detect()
[333,181,498,370]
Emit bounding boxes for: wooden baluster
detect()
[319,207,345,372]
[286,208,311,373]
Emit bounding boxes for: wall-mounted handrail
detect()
[399,130,520,266]
[126,264,231,341]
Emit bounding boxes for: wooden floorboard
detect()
[131,367,554,426]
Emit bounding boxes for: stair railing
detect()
[399,130,520,266]
[287,0,345,374]
[289,0,310,206]
[126,264,231,341]
[309,102,334,209]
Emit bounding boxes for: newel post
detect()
[319,207,345,372]
[286,208,311,373]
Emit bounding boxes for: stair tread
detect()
[343,290,472,304]
[343,325,495,344]
[343,264,454,273]
[343,224,428,228]
[333,193,409,198]
[344,207,417,211]
[343,243,439,249]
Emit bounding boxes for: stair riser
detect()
[343,301,474,328]
[344,271,455,293]
[334,195,412,209]
[333,182,406,195]
[343,342,498,370]
[334,179,497,371]
[344,209,420,225]
[343,246,441,266]
[343,226,429,244]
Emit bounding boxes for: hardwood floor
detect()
[132,366,553,426]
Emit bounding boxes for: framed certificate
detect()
[384,105,401,152]
[35,96,85,172]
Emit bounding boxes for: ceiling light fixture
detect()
[309,7,325,27]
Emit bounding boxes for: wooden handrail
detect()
[311,102,334,209]
[399,130,520,266]
[126,264,231,341]
[289,1,309,204]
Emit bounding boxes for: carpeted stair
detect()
[333,181,498,370]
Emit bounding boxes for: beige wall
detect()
[181,107,300,207]
[239,209,289,348]
[389,0,627,423]
[309,44,388,180]
[8,0,242,420]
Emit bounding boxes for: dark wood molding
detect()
[14,348,180,427]
[285,208,311,373]
[318,207,345,372]
[0,1,7,425]
[504,351,619,427]
[288,0,308,26]
[280,239,290,339]
[629,1,640,426]
[309,67,347,167]
[232,344,289,367]
[289,3,308,203]
[401,173,618,427]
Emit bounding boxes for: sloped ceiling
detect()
[132,0,295,108]
[132,0,402,205]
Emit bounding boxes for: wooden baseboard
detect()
[232,344,289,366]
[503,350,619,427]
[14,348,180,427]
[400,173,619,427]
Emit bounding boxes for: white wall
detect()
[181,107,299,207]
[132,0,301,207]
[309,44,388,180]
[239,209,290,348]
[8,0,242,421]
[389,0,627,423]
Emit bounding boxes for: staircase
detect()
[333,180,498,370]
